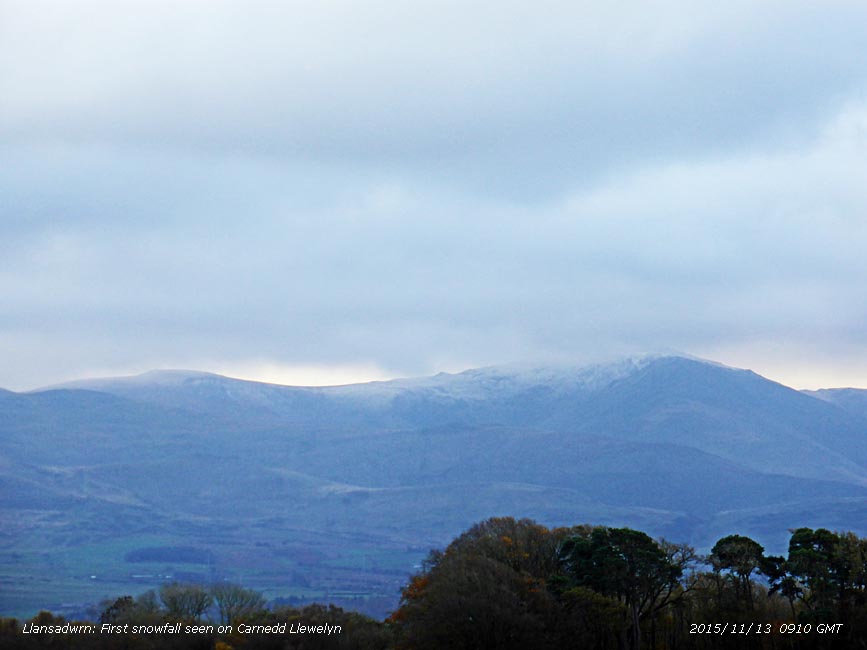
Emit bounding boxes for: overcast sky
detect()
[2,1,867,390]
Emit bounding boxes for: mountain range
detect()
[3,354,867,619]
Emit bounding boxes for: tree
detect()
[786,528,840,619]
[390,518,565,650]
[99,596,135,624]
[210,583,266,624]
[557,586,625,650]
[136,589,162,616]
[392,550,557,650]
[445,517,563,577]
[782,528,867,626]
[559,527,685,650]
[710,534,765,609]
[159,583,212,621]
[762,554,802,618]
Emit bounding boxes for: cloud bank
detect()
[2,1,867,389]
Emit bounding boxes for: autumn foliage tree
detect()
[390,517,568,650]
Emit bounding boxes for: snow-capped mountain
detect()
[4,354,867,618]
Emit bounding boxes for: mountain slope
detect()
[805,387,867,420]
[47,356,867,483]
[4,354,867,618]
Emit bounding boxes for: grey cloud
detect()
[4,2,867,196]
[3,1,867,389]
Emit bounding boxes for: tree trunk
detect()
[631,601,641,650]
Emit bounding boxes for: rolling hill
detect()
[3,354,867,618]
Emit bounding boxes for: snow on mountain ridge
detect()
[325,354,672,402]
[33,354,725,401]
[40,369,221,392]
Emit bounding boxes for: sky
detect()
[2,1,867,391]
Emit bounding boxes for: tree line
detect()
[4,517,867,649]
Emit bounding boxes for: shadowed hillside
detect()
[3,355,867,618]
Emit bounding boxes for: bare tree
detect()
[210,583,266,624]
[159,583,212,620]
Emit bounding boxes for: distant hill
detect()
[804,386,867,420]
[3,355,867,619]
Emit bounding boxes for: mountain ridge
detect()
[32,353,728,394]
[4,354,867,619]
